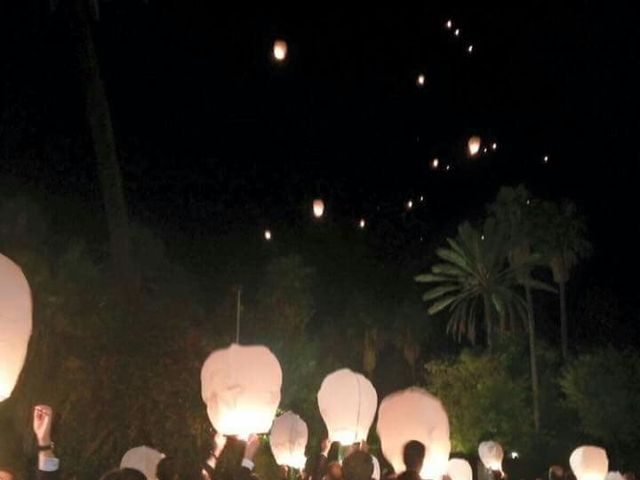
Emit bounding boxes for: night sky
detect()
[1,2,638,297]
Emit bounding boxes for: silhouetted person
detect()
[99,468,147,480]
[396,441,425,480]
[342,451,373,480]
[549,466,565,480]
[157,456,204,480]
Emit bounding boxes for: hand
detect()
[243,434,261,461]
[320,438,331,456]
[213,432,227,457]
[33,405,53,447]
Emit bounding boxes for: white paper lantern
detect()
[606,472,624,480]
[422,439,451,480]
[269,411,308,469]
[313,199,325,218]
[120,445,165,480]
[377,387,450,477]
[570,446,609,480]
[273,40,288,62]
[478,441,504,471]
[468,136,482,156]
[201,343,282,437]
[447,458,473,480]
[317,368,378,445]
[0,253,32,402]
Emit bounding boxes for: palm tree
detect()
[416,220,550,351]
[487,185,548,432]
[531,200,591,361]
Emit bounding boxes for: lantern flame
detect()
[468,136,482,156]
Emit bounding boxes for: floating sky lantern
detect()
[377,387,450,478]
[478,441,504,472]
[454,29,460,37]
[446,20,453,29]
[406,200,414,210]
[468,136,482,156]
[419,196,424,202]
[317,368,378,445]
[544,155,550,163]
[273,39,288,62]
[313,199,325,218]
[445,164,451,171]
[570,446,609,480]
[605,473,623,480]
[201,343,282,438]
[417,74,426,87]
[447,458,473,480]
[467,45,474,53]
[269,411,308,470]
[359,219,366,229]
[264,229,272,241]
[0,253,32,402]
[121,446,165,480]
[431,158,440,170]
[492,142,498,150]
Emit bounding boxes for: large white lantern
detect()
[201,343,282,438]
[317,368,377,445]
[570,446,608,480]
[447,458,473,480]
[269,411,308,470]
[273,39,288,62]
[478,441,504,471]
[313,199,325,219]
[120,445,165,480]
[468,136,482,156]
[0,253,32,401]
[377,387,450,478]
[606,472,623,480]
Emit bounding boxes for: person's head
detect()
[402,441,425,473]
[549,466,565,480]
[327,461,343,480]
[623,473,637,480]
[0,470,15,480]
[157,456,203,480]
[343,451,373,480]
[99,468,147,480]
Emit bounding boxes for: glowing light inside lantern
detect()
[421,439,452,480]
[420,196,425,202]
[492,142,498,150]
[454,29,460,37]
[273,40,288,62]
[431,158,440,170]
[0,254,32,401]
[417,74,426,86]
[313,199,325,218]
[264,229,272,241]
[570,446,609,480]
[406,200,413,210]
[468,45,474,53]
[447,459,473,480]
[445,164,451,171]
[544,155,550,163]
[359,219,366,229]
[511,452,519,460]
[468,136,482,156]
[446,20,453,29]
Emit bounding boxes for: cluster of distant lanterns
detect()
[445,19,473,55]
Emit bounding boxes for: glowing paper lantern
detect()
[377,387,450,477]
[417,74,426,87]
[544,155,550,163]
[606,472,623,480]
[431,158,440,170]
[478,441,504,471]
[273,40,288,62]
[264,229,272,241]
[201,343,282,437]
[467,45,474,53]
[454,29,460,37]
[491,142,498,150]
[121,446,165,480]
[406,200,414,210]
[317,368,377,445]
[0,253,32,402]
[359,219,366,229]
[468,136,482,156]
[269,411,308,469]
[446,20,453,29]
[422,439,451,480]
[570,446,608,480]
[313,199,325,218]
[447,459,473,480]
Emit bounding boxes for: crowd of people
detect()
[0,405,636,480]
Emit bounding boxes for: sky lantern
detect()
[201,343,282,438]
[431,158,440,170]
[359,218,366,229]
[313,199,325,218]
[269,411,308,470]
[570,446,609,480]
[317,368,378,445]
[468,136,482,156]
[492,142,498,150]
[447,459,473,480]
[544,155,550,163]
[273,39,288,62]
[406,200,414,210]
[467,45,474,53]
[417,74,426,87]
[0,253,32,402]
[478,441,504,471]
[120,446,165,480]
[606,473,624,480]
[446,20,453,29]
[377,387,450,477]
[264,229,272,241]
[454,28,460,37]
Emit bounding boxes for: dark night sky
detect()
[1,2,638,296]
